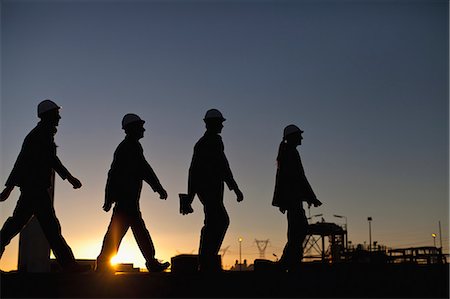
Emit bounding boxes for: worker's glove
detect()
[103,202,112,212]
[68,175,82,189]
[0,186,14,202]
[234,188,244,202]
[158,189,168,200]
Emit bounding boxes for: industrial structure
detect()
[388,247,447,264]
[303,221,347,263]
[303,218,447,265]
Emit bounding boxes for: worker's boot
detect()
[146,259,170,272]
[95,260,115,273]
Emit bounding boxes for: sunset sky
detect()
[1,0,448,271]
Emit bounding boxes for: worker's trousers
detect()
[197,186,229,271]
[279,207,308,270]
[97,208,156,264]
[0,188,76,268]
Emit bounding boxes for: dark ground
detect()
[1,263,448,298]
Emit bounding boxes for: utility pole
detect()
[255,239,270,259]
[367,217,372,252]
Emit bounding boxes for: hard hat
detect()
[122,113,145,129]
[38,99,60,117]
[283,124,303,139]
[204,109,226,121]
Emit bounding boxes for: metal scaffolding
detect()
[303,222,347,263]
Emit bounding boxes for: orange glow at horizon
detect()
[110,255,119,266]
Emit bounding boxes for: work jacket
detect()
[272,144,317,210]
[105,136,164,212]
[188,131,237,197]
[5,122,70,189]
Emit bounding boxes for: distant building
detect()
[50,259,140,272]
[114,263,141,273]
[50,259,95,272]
[229,259,254,271]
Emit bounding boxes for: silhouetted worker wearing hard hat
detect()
[273,124,322,272]
[96,113,170,273]
[0,99,88,272]
[183,109,244,272]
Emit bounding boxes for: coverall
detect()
[272,143,317,271]
[0,122,77,268]
[188,131,238,271]
[97,136,165,265]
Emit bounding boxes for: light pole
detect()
[432,233,437,248]
[367,217,372,252]
[238,237,243,271]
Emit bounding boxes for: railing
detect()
[388,247,447,264]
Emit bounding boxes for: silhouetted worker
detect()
[96,113,170,273]
[184,109,243,272]
[0,99,88,272]
[272,124,322,272]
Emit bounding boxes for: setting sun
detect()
[105,239,148,268]
[110,255,119,266]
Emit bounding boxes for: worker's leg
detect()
[0,193,34,259]
[96,209,130,270]
[130,211,169,272]
[33,189,76,269]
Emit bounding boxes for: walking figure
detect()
[182,109,243,272]
[96,114,170,273]
[0,99,88,272]
[272,124,322,272]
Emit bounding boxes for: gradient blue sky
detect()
[1,0,448,271]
